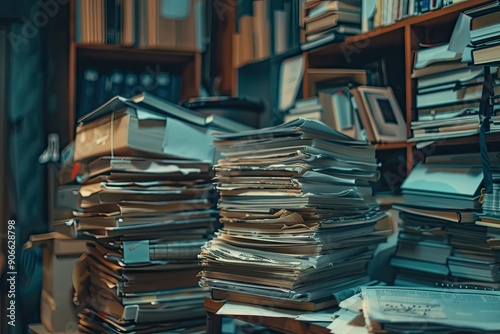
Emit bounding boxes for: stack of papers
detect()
[361,286,500,333]
[69,156,215,334]
[391,154,500,288]
[65,93,238,333]
[410,41,500,142]
[199,118,388,310]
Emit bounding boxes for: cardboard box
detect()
[74,108,217,163]
[26,233,87,334]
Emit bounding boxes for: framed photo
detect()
[357,86,407,142]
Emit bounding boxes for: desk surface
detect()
[204,297,332,334]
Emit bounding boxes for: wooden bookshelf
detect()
[302,0,496,192]
[66,1,202,140]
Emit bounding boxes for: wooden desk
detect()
[204,298,332,334]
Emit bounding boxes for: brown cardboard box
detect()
[26,233,87,334]
[74,108,218,163]
[74,110,166,162]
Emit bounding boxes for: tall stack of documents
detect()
[392,153,500,288]
[410,42,500,142]
[361,286,500,334]
[62,93,251,333]
[199,118,388,310]
[70,159,215,333]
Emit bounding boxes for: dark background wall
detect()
[1,1,70,333]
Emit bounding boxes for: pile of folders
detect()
[199,118,388,311]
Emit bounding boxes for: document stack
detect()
[304,1,361,47]
[61,93,250,333]
[361,286,500,334]
[410,42,500,142]
[391,153,500,288]
[199,118,388,310]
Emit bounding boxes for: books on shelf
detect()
[303,0,361,48]
[410,7,500,143]
[75,0,206,51]
[77,68,183,121]
[234,0,301,68]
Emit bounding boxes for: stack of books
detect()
[361,286,500,334]
[199,118,388,311]
[410,42,499,142]
[391,153,500,289]
[59,93,251,333]
[304,0,362,48]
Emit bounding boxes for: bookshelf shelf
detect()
[307,0,491,59]
[75,44,199,64]
[376,141,413,150]
[431,132,500,147]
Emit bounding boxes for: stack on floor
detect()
[72,157,215,333]
[199,118,387,310]
[62,94,229,333]
[392,153,500,289]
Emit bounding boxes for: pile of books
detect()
[199,118,388,311]
[304,0,361,48]
[361,286,500,334]
[391,153,500,289]
[57,93,252,333]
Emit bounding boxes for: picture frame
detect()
[357,86,407,142]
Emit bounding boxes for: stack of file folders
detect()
[198,118,388,311]
[68,156,216,334]
[57,93,250,333]
[391,153,500,289]
[410,41,500,142]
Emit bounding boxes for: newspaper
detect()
[361,287,500,332]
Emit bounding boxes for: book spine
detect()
[419,0,430,12]
[106,0,115,44]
